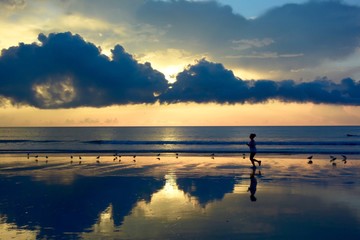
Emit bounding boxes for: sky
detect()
[0,0,360,126]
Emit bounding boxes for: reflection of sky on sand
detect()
[0,215,38,240]
[1,154,360,239]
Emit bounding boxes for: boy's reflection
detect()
[248,167,261,202]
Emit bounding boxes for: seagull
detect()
[96,156,100,159]
[329,156,337,162]
[307,155,313,164]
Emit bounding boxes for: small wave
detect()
[0,139,65,144]
[83,140,360,146]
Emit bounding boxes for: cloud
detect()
[137,0,247,50]
[0,32,168,108]
[1,32,359,109]
[137,0,360,72]
[160,59,360,105]
[0,0,26,9]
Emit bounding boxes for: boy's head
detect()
[249,133,256,139]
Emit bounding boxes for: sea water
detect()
[0,126,359,155]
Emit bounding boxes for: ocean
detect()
[0,126,359,155]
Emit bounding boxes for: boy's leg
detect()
[250,153,256,167]
[251,153,261,166]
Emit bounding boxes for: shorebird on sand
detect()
[341,155,347,164]
[307,155,313,164]
[330,156,337,166]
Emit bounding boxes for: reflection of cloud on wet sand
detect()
[1,154,360,238]
[83,177,360,239]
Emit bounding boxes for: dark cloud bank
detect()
[137,0,360,71]
[0,32,359,109]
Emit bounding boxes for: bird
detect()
[307,155,313,164]
[45,156,48,159]
[157,153,161,157]
[96,156,100,159]
[70,155,73,159]
[70,160,73,164]
[79,156,82,160]
[329,156,337,162]
[79,161,82,165]
[45,160,48,164]
[27,153,30,159]
[96,160,100,164]
[243,153,246,159]
[341,155,347,164]
[113,156,117,161]
[176,153,179,158]
[211,153,215,159]
[157,157,160,160]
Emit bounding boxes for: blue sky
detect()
[219,0,360,18]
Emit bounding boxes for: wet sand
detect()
[1,153,360,239]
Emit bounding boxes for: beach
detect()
[1,153,360,239]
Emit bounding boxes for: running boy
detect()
[246,133,261,167]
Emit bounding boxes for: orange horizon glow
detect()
[0,102,359,127]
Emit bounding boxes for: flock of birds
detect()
[26,152,182,165]
[307,154,348,166]
[27,152,349,167]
